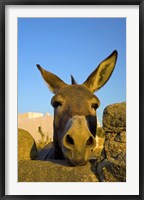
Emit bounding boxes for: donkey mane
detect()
[71,75,77,85]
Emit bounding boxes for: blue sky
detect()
[18,18,126,124]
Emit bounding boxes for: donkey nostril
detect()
[86,136,95,146]
[66,134,74,145]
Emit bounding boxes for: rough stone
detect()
[114,131,126,143]
[18,128,38,161]
[18,160,98,182]
[97,159,126,182]
[97,133,126,182]
[104,133,126,164]
[96,102,126,182]
[103,102,126,133]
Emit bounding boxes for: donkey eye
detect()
[91,103,99,110]
[52,101,62,108]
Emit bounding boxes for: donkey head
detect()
[37,50,118,166]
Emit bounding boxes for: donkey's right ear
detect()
[36,64,67,94]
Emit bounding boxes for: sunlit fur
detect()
[36,50,118,166]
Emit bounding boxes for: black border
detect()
[0,1,143,199]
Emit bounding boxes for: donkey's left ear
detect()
[83,50,118,93]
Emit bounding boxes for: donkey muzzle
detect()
[62,116,96,166]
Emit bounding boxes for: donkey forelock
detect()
[36,50,118,166]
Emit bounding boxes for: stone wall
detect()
[96,102,126,182]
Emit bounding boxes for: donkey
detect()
[36,50,118,166]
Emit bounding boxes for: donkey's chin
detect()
[64,156,88,166]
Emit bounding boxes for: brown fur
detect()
[36,50,118,166]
